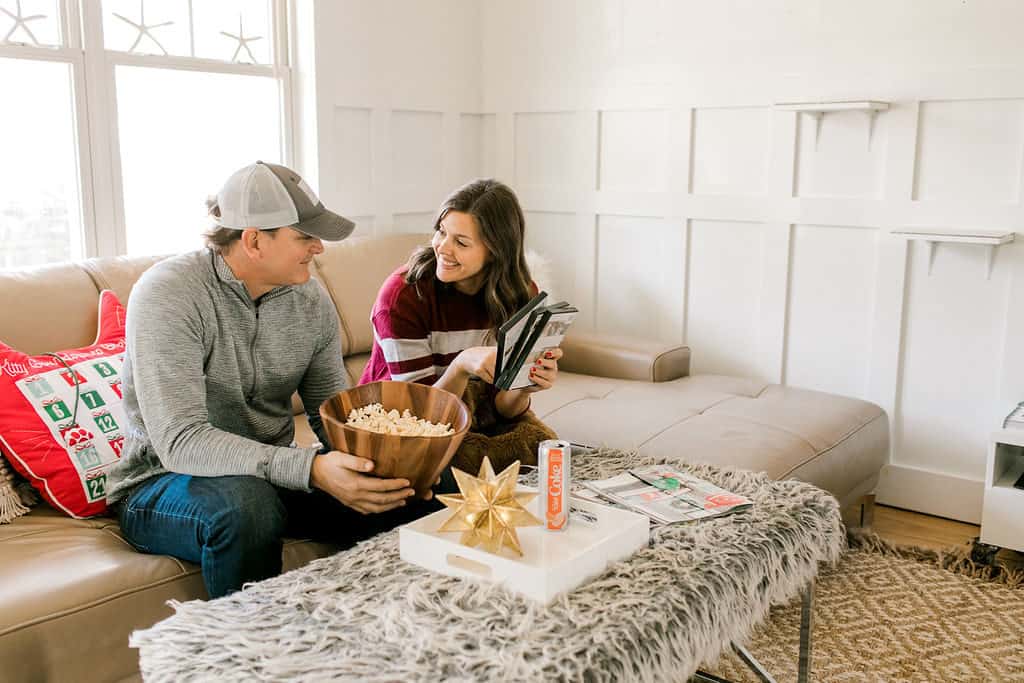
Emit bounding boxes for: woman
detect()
[360,179,562,469]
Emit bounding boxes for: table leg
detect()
[691,582,815,683]
[731,643,778,683]
[798,581,815,683]
[859,494,876,529]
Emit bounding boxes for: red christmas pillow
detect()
[0,290,127,518]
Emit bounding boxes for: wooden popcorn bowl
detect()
[319,381,471,497]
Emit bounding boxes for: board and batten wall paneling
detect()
[687,220,764,379]
[598,109,669,192]
[913,99,1024,203]
[595,215,684,345]
[878,97,1024,522]
[691,107,772,196]
[331,107,373,217]
[784,225,878,399]
[390,110,445,213]
[458,114,497,186]
[515,111,587,192]
[795,110,887,200]
[524,211,588,315]
[897,240,1010,478]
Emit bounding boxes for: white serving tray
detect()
[399,489,649,603]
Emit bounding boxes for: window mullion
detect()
[78,0,126,257]
[105,50,277,76]
[280,69,295,169]
[56,0,97,259]
[60,0,81,49]
[275,0,295,171]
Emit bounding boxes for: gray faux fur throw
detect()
[132,449,844,682]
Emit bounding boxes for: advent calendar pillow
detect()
[0,290,127,518]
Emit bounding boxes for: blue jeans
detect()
[117,472,450,599]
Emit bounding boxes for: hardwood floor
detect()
[842,502,979,551]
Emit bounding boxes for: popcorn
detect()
[346,402,454,437]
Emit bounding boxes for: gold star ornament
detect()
[435,457,542,556]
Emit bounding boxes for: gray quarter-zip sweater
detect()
[106,248,347,503]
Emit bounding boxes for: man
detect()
[106,161,432,598]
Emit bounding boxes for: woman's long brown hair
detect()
[405,179,533,329]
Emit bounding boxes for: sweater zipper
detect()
[249,303,260,401]
[247,288,288,402]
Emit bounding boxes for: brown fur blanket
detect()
[450,378,556,473]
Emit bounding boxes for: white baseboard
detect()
[875,464,984,525]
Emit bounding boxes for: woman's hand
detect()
[494,347,563,418]
[454,346,497,383]
[523,347,561,393]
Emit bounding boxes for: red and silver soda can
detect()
[538,439,571,531]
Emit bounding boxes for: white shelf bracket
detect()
[774,101,889,152]
[892,229,1014,279]
[866,109,879,149]
[811,112,824,149]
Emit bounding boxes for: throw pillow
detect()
[0,290,127,519]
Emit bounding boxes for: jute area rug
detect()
[703,532,1024,682]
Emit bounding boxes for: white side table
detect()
[981,428,1024,552]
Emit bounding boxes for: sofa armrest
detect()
[557,331,690,382]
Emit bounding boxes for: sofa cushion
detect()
[533,373,887,509]
[312,233,430,356]
[0,505,336,683]
[0,291,127,518]
[0,262,101,355]
[78,254,169,308]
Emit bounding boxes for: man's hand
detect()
[309,450,414,514]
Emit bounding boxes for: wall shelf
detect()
[773,100,890,114]
[773,101,890,148]
[891,228,1015,279]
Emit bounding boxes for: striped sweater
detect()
[360,268,492,385]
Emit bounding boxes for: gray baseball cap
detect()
[214,161,355,241]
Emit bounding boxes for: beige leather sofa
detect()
[0,233,888,682]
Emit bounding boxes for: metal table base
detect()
[691,581,815,683]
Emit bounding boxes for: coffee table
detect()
[131,449,843,682]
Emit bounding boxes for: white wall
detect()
[299,0,484,237]
[307,0,1024,523]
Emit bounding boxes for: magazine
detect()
[576,465,753,524]
[493,292,577,391]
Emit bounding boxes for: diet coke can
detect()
[538,439,571,531]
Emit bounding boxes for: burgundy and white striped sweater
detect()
[360,268,493,385]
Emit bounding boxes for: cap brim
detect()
[294,208,356,241]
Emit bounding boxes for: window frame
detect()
[0,0,295,260]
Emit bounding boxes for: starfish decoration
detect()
[1,0,46,45]
[220,14,262,64]
[113,0,173,56]
[436,457,542,557]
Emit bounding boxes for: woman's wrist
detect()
[495,389,531,419]
[450,350,470,379]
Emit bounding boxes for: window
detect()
[0,57,83,268]
[0,0,292,264]
[116,66,281,255]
